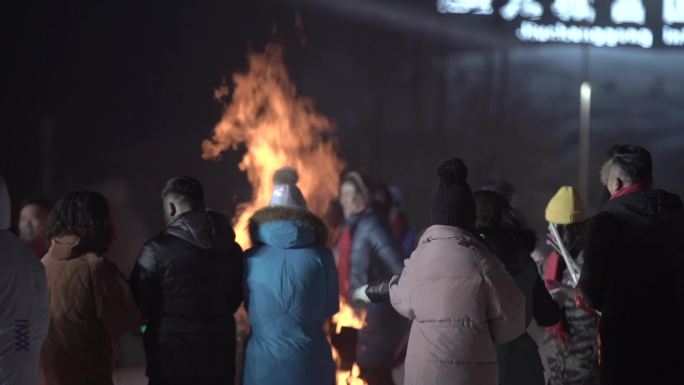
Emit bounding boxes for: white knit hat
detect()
[269,168,308,210]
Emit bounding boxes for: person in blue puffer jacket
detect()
[340,172,410,385]
[243,167,339,385]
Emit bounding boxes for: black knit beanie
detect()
[432,158,476,230]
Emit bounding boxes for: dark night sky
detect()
[3,0,684,270]
[3,0,273,220]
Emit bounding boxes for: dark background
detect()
[3,0,684,271]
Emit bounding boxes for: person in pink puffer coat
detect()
[382,159,526,385]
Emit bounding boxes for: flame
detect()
[337,363,366,385]
[202,44,343,248]
[332,298,367,385]
[332,298,366,334]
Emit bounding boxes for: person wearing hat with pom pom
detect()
[242,167,339,385]
[358,158,526,385]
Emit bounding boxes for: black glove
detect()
[365,278,392,303]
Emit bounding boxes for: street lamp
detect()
[579,81,592,201]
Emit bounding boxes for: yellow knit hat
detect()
[545,186,589,225]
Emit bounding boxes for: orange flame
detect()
[333,297,366,334]
[332,297,367,385]
[202,44,343,248]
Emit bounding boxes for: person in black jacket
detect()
[579,145,684,385]
[130,176,243,385]
[474,190,560,385]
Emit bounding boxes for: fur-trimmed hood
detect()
[249,206,328,248]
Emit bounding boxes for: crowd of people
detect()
[1,143,683,385]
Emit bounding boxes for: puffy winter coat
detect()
[389,225,526,385]
[243,206,338,385]
[579,189,684,385]
[130,210,243,385]
[40,236,141,385]
[345,208,410,367]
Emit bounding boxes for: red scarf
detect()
[610,181,652,200]
[543,251,563,283]
[337,227,353,298]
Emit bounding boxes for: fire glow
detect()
[203,44,366,385]
[202,44,343,248]
[332,298,368,385]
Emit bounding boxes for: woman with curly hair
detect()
[39,190,141,385]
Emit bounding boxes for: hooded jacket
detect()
[389,225,526,385]
[0,177,49,385]
[130,210,244,385]
[243,206,338,385]
[579,189,684,385]
[40,235,141,385]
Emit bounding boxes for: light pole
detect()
[579,81,592,202]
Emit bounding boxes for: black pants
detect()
[360,366,394,385]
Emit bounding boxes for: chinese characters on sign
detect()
[611,0,645,25]
[663,0,684,24]
[552,0,596,23]
[436,0,494,15]
[437,0,684,47]
[663,0,684,46]
[499,0,543,21]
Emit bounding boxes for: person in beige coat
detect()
[39,190,141,385]
[358,158,526,385]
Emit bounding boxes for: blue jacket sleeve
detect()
[366,217,405,275]
[349,215,404,294]
[349,230,371,294]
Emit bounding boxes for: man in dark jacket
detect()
[579,145,684,385]
[130,176,243,385]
